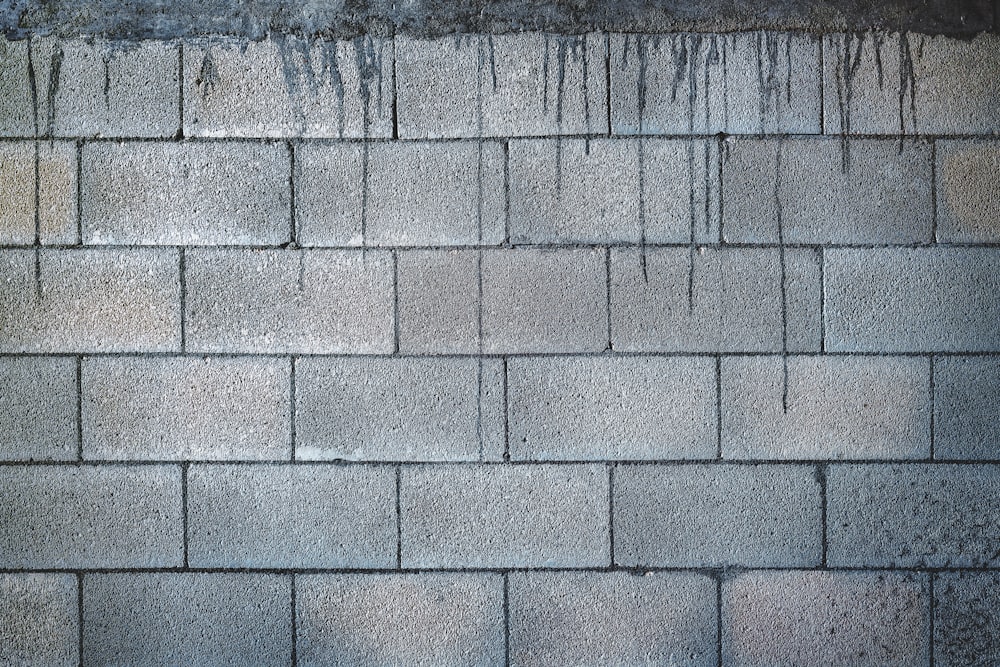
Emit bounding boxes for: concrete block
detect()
[827,463,1000,567]
[508,138,719,244]
[0,141,78,245]
[397,250,480,354]
[823,32,1000,135]
[0,248,180,353]
[509,571,717,667]
[936,140,1000,243]
[401,464,609,568]
[295,141,505,247]
[723,571,929,667]
[396,33,607,138]
[184,37,392,138]
[611,247,821,352]
[934,357,1000,461]
[825,248,1000,352]
[296,357,504,462]
[297,574,504,667]
[0,465,182,568]
[0,574,78,667]
[614,464,821,567]
[934,572,1000,667]
[82,141,290,245]
[0,357,78,461]
[721,355,931,460]
[83,573,291,666]
[0,38,40,136]
[82,356,291,461]
[185,249,393,354]
[721,138,933,244]
[611,32,821,135]
[187,464,396,568]
[507,356,717,460]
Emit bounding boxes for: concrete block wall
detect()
[1,29,999,666]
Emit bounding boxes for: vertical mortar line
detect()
[181,462,190,568]
[928,573,936,667]
[818,35,825,134]
[503,572,511,667]
[819,247,826,353]
[502,140,510,246]
[607,462,615,567]
[288,141,297,244]
[77,572,84,667]
[604,31,612,136]
[715,573,723,667]
[929,355,935,461]
[75,140,83,245]
[179,248,187,352]
[502,356,510,462]
[76,356,83,461]
[716,134,725,245]
[605,246,612,351]
[289,356,297,461]
[818,462,828,567]
[392,250,400,354]
[390,35,399,140]
[290,574,297,667]
[177,41,185,139]
[395,465,403,569]
[930,139,938,243]
[715,355,722,460]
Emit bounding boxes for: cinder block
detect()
[934,572,1000,667]
[0,574,78,667]
[185,249,393,354]
[0,38,40,136]
[827,463,1000,567]
[187,464,396,568]
[611,32,821,135]
[295,141,505,247]
[508,138,719,244]
[509,571,717,667]
[723,571,929,667]
[401,464,609,568]
[296,357,504,462]
[823,32,1000,135]
[614,464,821,567]
[82,356,291,461]
[936,140,1000,243]
[721,356,931,460]
[824,248,1000,352]
[397,250,480,354]
[46,39,179,137]
[297,574,504,667]
[184,37,392,138]
[0,465,182,568]
[0,141,78,245]
[611,247,821,352]
[396,33,607,138]
[507,356,716,460]
[0,249,181,353]
[934,357,1000,461]
[83,573,291,666]
[0,357,78,461]
[82,141,290,245]
[721,138,933,244]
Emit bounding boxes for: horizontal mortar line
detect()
[5,242,1000,252]
[0,564,994,576]
[2,458,998,467]
[3,351,1000,360]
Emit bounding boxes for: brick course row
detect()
[9,570,999,666]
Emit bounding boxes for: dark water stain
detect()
[195,47,218,96]
[317,39,345,136]
[542,33,550,114]
[637,138,648,282]
[834,32,866,172]
[352,35,383,248]
[474,35,486,462]
[45,42,62,134]
[774,138,789,413]
[26,39,42,299]
[296,248,305,292]
[898,32,920,143]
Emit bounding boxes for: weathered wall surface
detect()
[1,23,1000,667]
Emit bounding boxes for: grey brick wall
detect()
[1,24,998,666]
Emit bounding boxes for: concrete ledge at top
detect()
[3,1,994,39]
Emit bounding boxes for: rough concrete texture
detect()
[397,249,481,354]
[508,138,719,245]
[184,249,394,353]
[295,140,505,246]
[509,571,717,667]
[82,141,290,245]
[0,248,180,352]
[0,357,78,461]
[187,464,396,568]
[936,140,1000,243]
[827,464,1000,567]
[81,356,291,460]
[0,574,78,667]
[296,357,504,461]
[614,464,822,567]
[825,248,1000,353]
[721,138,933,244]
[611,247,822,353]
[83,573,291,666]
[0,465,182,568]
[721,355,931,460]
[934,357,1000,461]
[934,572,1000,667]
[297,573,504,666]
[0,141,77,245]
[611,32,821,135]
[507,356,717,460]
[401,464,609,568]
[723,570,929,667]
